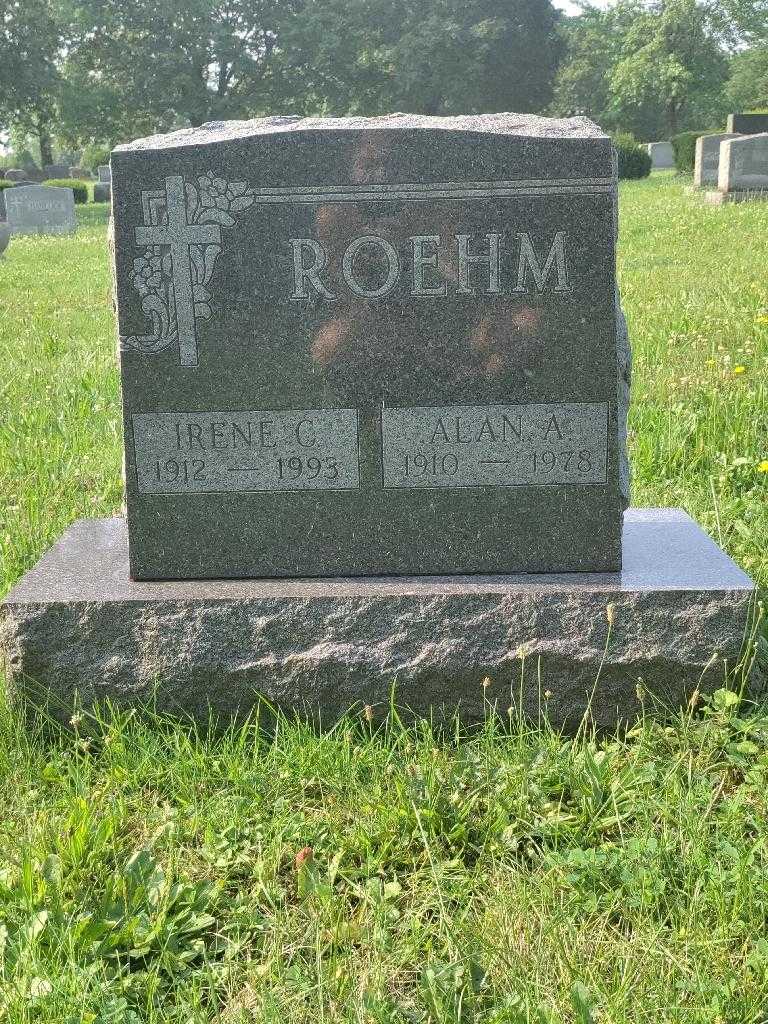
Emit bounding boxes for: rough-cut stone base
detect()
[0,510,757,732]
[704,189,768,204]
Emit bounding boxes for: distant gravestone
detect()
[5,184,76,235]
[706,133,768,203]
[111,114,630,580]
[727,113,768,134]
[43,164,70,179]
[94,182,111,203]
[0,222,10,256]
[98,165,111,183]
[646,142,674,169]
[5,169,27,182]
[694,133,739,188]
[69,166,90,179]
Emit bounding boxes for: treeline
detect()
[1,0,767,169]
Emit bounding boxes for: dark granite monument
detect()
[0,114,759,731]
[111,114,629,579]
[727,113,768,134]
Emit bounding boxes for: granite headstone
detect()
[727,113,768,134]
[4,169,28,182]
[94,182,111,203]
[693,133,739,188]
[98,165,111,183]
[0,222,10,257]
[5,184,76,236]
[112,114,629,580]
[718,133,768,193]
[43,164,70,179]
[646,142,674,169]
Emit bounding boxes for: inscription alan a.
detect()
[289,231,570,300]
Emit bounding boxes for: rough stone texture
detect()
[718,134,768,193]
[727,113,768,134]
[694,133,739,188]
[646,142,674,168]
[5,185,76,236]
[112,113,628,579]
[1,509,757,732]
[98,165,111,182]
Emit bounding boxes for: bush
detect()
[671,132,700,173]
[0,180,14,190]
[43,179,89,203]
[612,134,652,179]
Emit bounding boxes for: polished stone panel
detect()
[112,114,628,579]
[718,134,768,193]
[1,510,758,732]
[727,113,768,134]
[5,185,76,236]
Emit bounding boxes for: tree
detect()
[58,0,289,148]
[727,46,768,110]
[609,0,729,136]
[552,0,735,138]
[279,0,564,117]
[0,0,63,165]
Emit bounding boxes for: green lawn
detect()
[0,180,767,1022]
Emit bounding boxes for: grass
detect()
[0,178,767,1020]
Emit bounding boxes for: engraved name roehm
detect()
[289,231,569,300]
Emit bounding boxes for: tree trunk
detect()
[667,100,679,138]
[38,122,54,167]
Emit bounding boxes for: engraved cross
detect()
[135,175,220,367]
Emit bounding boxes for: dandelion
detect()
[756,315,768,325]
[758,460,768,473]
[733,365,746,375]
[705,358,716,367]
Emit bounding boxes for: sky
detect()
[554,0,612,13]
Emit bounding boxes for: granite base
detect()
[0,509,758,731]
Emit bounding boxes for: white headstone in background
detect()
[694,133,739,188]
[4,185,76,236]
[718,133,768,193]
[646,142,674,169]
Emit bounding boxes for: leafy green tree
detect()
[727,46,768,110]
[280,0,564,116]
[0,0,62,165]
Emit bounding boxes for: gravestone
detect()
[0,114,759,733]
[706,133,768,203]
[98,165,111,183]
[646,142,674,169]
[693,133,739,188]
[5,184,76,235]
[43,164,70,179]
[69,166,90,179]
[0,222,10,256]
[5,169,27,182]
[111,114,629,579]
[94,182,111,203]
[727,113,768,134]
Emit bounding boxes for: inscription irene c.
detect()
[289,231,569,301]
[132,409,360,494]
[381,403,608,489]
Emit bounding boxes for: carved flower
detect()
[198,172,232,211]
[131,251,171,297]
